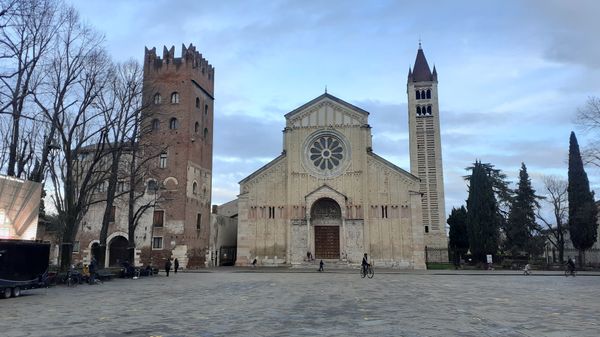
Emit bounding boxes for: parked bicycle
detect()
[64,268,82,287]
[360,265,374,279]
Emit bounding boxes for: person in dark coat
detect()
[318,260,324,272]
[174,258,179,274]
[89,257,97,284]
[165,258,172,277]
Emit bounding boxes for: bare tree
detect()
[576,97,600,168]
[34,7,111,271]
[536,175,568,263]
[0,0,63,178]
[94,60,145,267]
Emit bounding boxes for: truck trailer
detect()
[0,239,50,298]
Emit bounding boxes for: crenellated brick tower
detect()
[141,43,214,268]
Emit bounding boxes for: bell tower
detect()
[407,44,448,259]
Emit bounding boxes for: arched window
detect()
[170,92,180,104]
[426,89,431,99]
[192,181,198,195]
[151,119,160,131]
[169,118,178,130]
[204,104,208,116]
[427,105,432,115]
[195,97,200,108]
[203,128,208,139]
[415,90,421,100]
[421,90,426,99]
[147,179,158,192]
[195,122,199,133]
[153,93,161,104]
[416,106,422,116]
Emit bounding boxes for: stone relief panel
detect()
[291,221,308,263]
[344,219,364,263]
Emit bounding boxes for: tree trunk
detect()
[579,250,585,268]
[127,246,136,265]
[59,243,73,272]
[558,239,564,263]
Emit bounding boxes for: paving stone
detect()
[0,271,599,336]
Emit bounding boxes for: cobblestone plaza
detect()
[1,270,599,337]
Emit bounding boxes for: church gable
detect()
[285,93,368,128]
[367,152,419,184]
[239,154,287,193]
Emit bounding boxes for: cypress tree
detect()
[448,206,469,264]
[466,161,501,262]
[505,163,540,257]
[568,132,598,265]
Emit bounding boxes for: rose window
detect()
[309,136,344,170]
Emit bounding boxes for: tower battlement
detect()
[144,43,214,93]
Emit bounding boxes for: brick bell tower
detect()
[141,44,214,268]
[407,43,448,261]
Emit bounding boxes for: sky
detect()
[68,0,600,219]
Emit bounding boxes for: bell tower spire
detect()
[406,44,447,260]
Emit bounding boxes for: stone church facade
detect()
[236,47,446,269]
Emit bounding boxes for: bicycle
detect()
[64,270,78,287]
[565,267,576,277]
[360,265,374,279]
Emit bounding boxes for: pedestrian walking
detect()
[89,257,97,284]
[165,258,172,277]
[252,258,257,267]
[174,258,179,274]
[318,260,324,272]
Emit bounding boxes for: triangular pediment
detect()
[305,184,347,201]
[285,93,369,128]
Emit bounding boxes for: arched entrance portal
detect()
[311,198,342,259]
[108,236,129,267]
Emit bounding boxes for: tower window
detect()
[159,152,167,168]
[147,179,158,192]
[154,93,161,104]
[425,225,429,233]
[421,90,425,99]
[169,118,179,130]
[196,97,200,108]
[427,105,432,115]
[426,89,431,99]
[381,206,388,219]
[204,104,208,116]
[153,210,164,227]
[415,90,421,100]
[151,118,160,131]
[196,213,202,230]
[193,181,198,195]
[416,106,422,116]
[152,236,163,249]
[204,128,209,139]
[170,92,180,104]
[195,122,200,133]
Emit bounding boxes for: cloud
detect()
[524,0,600,69]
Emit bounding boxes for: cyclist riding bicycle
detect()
[361,253,370,275]
[566,256,576,276]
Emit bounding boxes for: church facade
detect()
[236,47,446,269]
